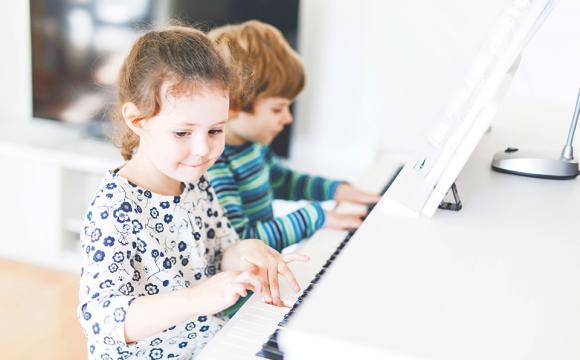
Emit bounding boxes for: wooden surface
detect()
[0,258,86,359]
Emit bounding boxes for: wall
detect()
[293,0,580,179]
[1,1,31,126]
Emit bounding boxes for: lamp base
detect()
[491,148,578,180]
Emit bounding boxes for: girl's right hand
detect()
[189,269,262,315]
[323,210,364,230]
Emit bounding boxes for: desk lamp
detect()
[492,87,580,179]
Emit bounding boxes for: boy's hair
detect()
[112,25,230,160]
[208,20,305,113]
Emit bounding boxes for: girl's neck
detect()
[118,150,183,196]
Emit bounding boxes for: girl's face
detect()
[228,97,293,145]
[136,87,229,185]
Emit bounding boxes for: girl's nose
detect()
[191,133,210,157]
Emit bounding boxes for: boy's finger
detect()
[340,215,362,229]
[349,209,368,217]
[362,193,382,204]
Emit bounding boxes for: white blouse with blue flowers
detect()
[78,169,239,360]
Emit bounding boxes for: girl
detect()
[77,26,305,360]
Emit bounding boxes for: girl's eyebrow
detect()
[178,119,227,127]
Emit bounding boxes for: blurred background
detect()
[0,0,579,358]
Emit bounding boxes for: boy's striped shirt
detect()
[207,142,341,251]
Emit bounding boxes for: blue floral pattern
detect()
[78,170,238,359]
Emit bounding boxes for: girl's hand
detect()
[189,269,262,315]
[334,183,381,205]
[229,240,309,307]
[324,210,364,230]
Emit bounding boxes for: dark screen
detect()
[30,0,300,156]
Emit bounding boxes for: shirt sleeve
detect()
[208,161,326,251]
[266,147,342,202]
[244,203,327,251]
[77,193,138,348]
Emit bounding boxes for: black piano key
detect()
[256,346,284,360]
[266,337,279,348]
[267,329,280,343]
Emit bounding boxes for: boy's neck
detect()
[225,124,249,146]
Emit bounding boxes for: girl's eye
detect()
[272,108,283,114]
[209,129,223,135]
[174,131,190,138]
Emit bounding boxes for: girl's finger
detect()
[277,261,300,293]
[230,283,247,298]
[258,267,272,303]
[268,261,282,306]
[281,253,310,263]
[234,270,262,294]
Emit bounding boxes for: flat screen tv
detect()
[30,0,300,156]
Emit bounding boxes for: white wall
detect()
[1,1,579,179]
[293,0,580,179]
[0,1,31,126]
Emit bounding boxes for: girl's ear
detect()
[121,102,145,135]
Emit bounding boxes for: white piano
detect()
[199,118,580,360]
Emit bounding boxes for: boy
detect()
[207,20,380,252]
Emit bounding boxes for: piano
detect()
[197,159,404,360]
[200,128,580,360]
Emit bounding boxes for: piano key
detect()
[256,345,284,360]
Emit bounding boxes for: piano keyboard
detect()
[198,165,403,360]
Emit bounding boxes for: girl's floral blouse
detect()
[78,169,239,360]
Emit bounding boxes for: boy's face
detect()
[229,97,293,145]
[137,87,229,184]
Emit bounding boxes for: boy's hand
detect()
[190,270,262,315]
[323,210,364,230]
[226,240,309,307]
[334,183,381,205]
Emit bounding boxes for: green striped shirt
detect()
[207,142,341,251]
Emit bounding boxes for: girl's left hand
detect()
[225,240,309,306]
[334,183,381,205]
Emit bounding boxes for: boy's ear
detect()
[228,108,240,120]
[121,102,145,134]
